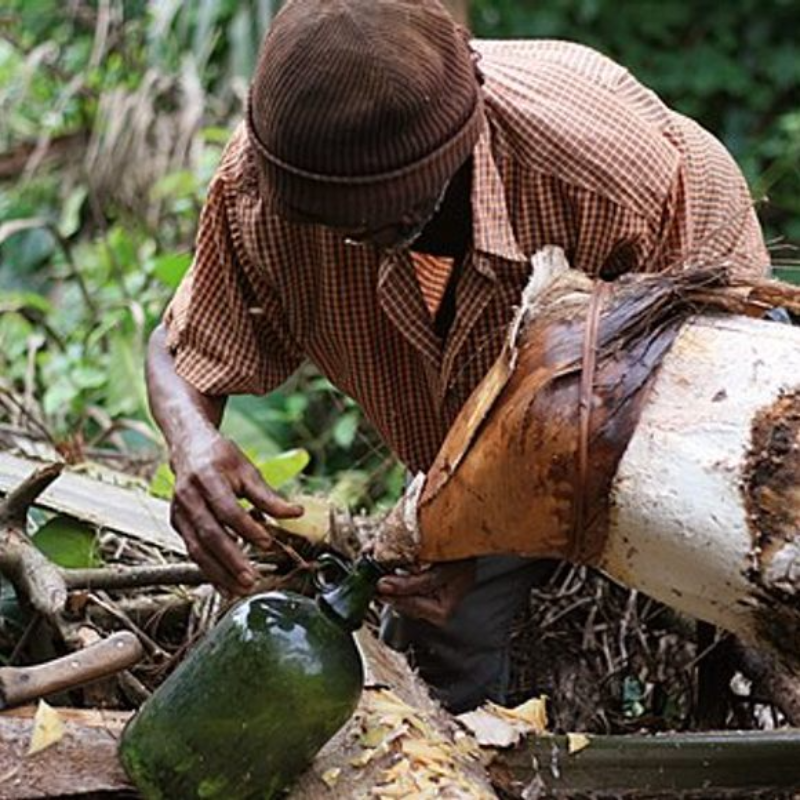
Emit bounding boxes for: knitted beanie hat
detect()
[246,0,483,227]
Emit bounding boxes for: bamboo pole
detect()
[490,730,800,798]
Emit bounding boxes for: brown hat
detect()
[246,0,483,227]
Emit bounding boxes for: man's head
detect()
[246,0,483,247]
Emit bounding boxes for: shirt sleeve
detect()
[164,178,304,396]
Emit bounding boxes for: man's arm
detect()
[146,324,303,595]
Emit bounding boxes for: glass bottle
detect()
[119,555,383,800]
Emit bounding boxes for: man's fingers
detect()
[242,469,304,519]
[386,595,448,627]
[378,569,441,597]
[172,492,257,592]
[171,505,251,595]
[205,491,274,551]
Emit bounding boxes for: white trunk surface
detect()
[602,314,800,646]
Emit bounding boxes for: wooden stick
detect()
[64,561,277,591]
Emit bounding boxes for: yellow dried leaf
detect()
[489,696,548,734]
[406,714,434,738]
[567,732,591,754]
[401,738,452,766]
[320,767,341,788]
[368,690,415,717]
[454,731,482,761]
[360,724,392,748]
[27,700,65,756]
[380,757,413,783]
[280,496,331,543]
[372,783,416,799]
[349,747,378,768]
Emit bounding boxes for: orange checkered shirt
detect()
[165,40,769,473]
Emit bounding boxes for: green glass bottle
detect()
[119,555,383,800]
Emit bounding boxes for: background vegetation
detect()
[0,0,798,509]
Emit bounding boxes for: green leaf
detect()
[149,463,175,499]
[256,448,310,488]
[333,412,359,450]
[70,364,106,390]
[0,290,52,315]
[220,405,280,461]
[33,516,103,569]
[58,186,87,238]
[42,380,79,417]
[151,170,200,201]
[151,252,192,289]
[106,332,148,418]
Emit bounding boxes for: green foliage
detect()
[33,515,103,569]
[473,0,800,243]
[1,1,796,516]
[0,1,399,510]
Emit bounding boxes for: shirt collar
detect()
[470,121,528,265]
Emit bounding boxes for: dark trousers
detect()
[380,555,557,714]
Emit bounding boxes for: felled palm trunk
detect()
[378,248,800,672]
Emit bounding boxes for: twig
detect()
[0,461,63,526]
[86,591,167,660]
[86,594,193,631]
[65,561,277,591]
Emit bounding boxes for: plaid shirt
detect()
[165,40,768,473]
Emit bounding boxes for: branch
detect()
[64,561,279,591]
[0,464,67,619]
[735,643,800,726]
[0,462,63,526]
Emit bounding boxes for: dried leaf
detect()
[27,700,65,755]
[401,737,452,766]
[350,747,378,769]
[360,724,392,749]
[280,495,331,543]
[320,767,341,788]
[488,696,548,734]
[457,708,522,747]
[567,732,591,754]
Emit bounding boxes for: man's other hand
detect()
[377,559,476,627]
[170,429,304,595]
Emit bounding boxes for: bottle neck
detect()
[317,556,384,632]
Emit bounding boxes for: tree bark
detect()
[379,247,800,677]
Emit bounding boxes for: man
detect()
[147,0,769,712]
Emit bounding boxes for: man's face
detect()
[281,181,450,253]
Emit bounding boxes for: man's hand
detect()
[170,429,304,595]
[145,324,303,596]
[378,559,476,627]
